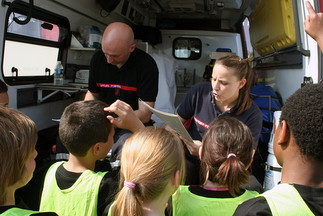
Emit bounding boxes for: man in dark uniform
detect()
[85,22,158,123]
[85,22,158,166]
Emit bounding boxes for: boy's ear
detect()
[171,170,180,188]
[92,143,101,156]
[276,120,290,146]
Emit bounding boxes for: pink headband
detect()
[124,180,136,189]
[227,153,237,159]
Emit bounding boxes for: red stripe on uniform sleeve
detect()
[96,83,138,92]
[193,116,209,129]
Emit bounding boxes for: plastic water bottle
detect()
[54,61,64,86]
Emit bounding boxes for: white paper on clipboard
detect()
[139,99,193,142]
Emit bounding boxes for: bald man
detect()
[85,22,158,125]
[84,22,158,165]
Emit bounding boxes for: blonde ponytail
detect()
[111,127,185,216]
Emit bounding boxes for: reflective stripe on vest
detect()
[107,201,115,216]
[259,184,315,216]
[1,207,37,216]
[39,161,107,216]
[172,185,258,216]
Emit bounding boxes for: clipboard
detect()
[139,99,193,142]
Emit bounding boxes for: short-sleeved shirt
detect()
[88,48,159,110]
[177,82,263,149]
[233,184,323,215]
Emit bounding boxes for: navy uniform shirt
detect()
[88,48,159,110]
[177,82,263,149]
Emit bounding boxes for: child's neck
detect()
[281,155,323,187]
[3,186,15,206]
[142,181,175,216]
[203,180,227,188]
[142,203,165,216]
[142,197,168,216]
[63,154,96,172]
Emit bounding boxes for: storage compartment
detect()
[250,0,296,56]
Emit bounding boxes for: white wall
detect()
[156,30,243,83]
[273,68,304,102]
[155,30,243,107]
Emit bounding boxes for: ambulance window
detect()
[2,1,70,85]
[7,13,67,42]
[173,37,201,60]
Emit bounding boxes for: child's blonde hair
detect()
[112,127,185,216]
[0,107,37,204]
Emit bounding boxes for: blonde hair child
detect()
[109,127,186,216]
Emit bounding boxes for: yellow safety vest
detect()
[107,202,115,216]
[39,161,107,216]
[1,208,39,216]
[259,183,315,216]
[172,185,258,216]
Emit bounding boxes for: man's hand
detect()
[180,135,202,157]
[304,1,323,51]
[104,100,145,133]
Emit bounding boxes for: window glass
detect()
[3,2,70,84]
[4,41,58,77]
[7,13,67,42]
[173,37,201,60]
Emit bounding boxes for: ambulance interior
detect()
[0,0,322,206]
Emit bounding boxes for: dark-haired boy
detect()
[234,84,323,215]
[39,100,144,216]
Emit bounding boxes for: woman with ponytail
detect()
[176,54,263,184]
[170,116,258,216]
[109,127,185,216]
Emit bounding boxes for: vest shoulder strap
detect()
[259,184,314,216]
[1,207,37,216]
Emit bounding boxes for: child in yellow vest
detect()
[234,84,323,215]
[169,116,258,216]
[0,107,57,216]
[39,100,144,216]
[108,127,186,216]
